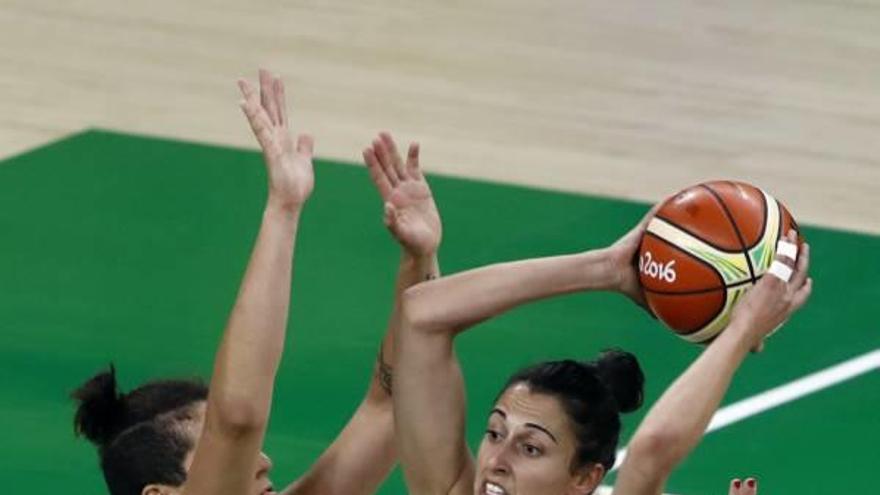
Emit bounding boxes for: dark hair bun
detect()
[71,365,127,446]
[595,349,644,413]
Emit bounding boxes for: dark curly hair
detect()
[71,365,208,495]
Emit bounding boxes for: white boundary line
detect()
[599,348,880,493]
[704,349,880,433]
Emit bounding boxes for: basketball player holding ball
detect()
[383,138,812,495]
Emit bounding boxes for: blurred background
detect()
[3,0,879,233]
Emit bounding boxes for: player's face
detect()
[474,384,602,495]
[178,401,277,495]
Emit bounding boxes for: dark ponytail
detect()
[595,349,644,413]
[72,365,128,446]
[71,366,208,495]
[499,348,645,472]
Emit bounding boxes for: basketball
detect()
[638,180,801,343]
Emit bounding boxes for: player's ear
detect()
[566,462,604,495]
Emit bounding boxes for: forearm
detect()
[402,248,616,334]
[620,322,753,486]
[369,253,439,401]
[393,320,470,494]
[285,254,440,495]
[209,201,300,427]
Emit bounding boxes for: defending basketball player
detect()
[386,131,811,495]
[71,71,443,495]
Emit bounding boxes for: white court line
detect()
[610,348,880,474]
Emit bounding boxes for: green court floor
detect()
[0,130,876,493]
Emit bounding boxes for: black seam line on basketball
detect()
[642,231,728,287]
[729,180,767,251]
[653,214,744,255]
[643,278,755,295]
[701,184,757,283]
[681,278,729,337]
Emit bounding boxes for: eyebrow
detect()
[489,408,559,444]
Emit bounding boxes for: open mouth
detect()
[483,481,508,495]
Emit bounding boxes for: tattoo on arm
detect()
[377,346,393,395]
[375,269,436,395]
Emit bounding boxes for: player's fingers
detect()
[259,69,281,126]
[364,147,393,198]
[374,138,400,186]
[380,132,407,181]
[743,478,757,495]
[729,478,743,495]
[791,277,813,310]
[775,230,799,268]
[641,201,664,227]
[240,99,274,150]
[789,241,810,291]
[627,201,664,241]
[296,134,314,156]
[275,76,289,128]
[406,142,421,179]
[383,202,397,229]
[238,79,258,101]
[765,239,795,287]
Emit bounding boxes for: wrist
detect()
[579,248,620,292]
[401,249,436,264]
[266,194,305,217]
[717,317,759,354]
[401,251,439,279]
[264,198,302,223]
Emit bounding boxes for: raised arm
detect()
[183,70,314,495]
[400,202,659,334]
[393,206,659,495]
[283,132,441,495]
[613,232,812,495]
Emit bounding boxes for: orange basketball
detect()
[638,180,801,343]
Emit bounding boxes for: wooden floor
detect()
[2,0,878,233]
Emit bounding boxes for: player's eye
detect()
[485,429,502,442]
[522,443,543,457]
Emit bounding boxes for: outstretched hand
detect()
[363,132,442,257]
[238,69,314,211]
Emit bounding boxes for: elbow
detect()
[624,428,679,478]
[208,392,269,436]
[400,285,442,335]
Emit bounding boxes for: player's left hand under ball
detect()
[606,203,662,311]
